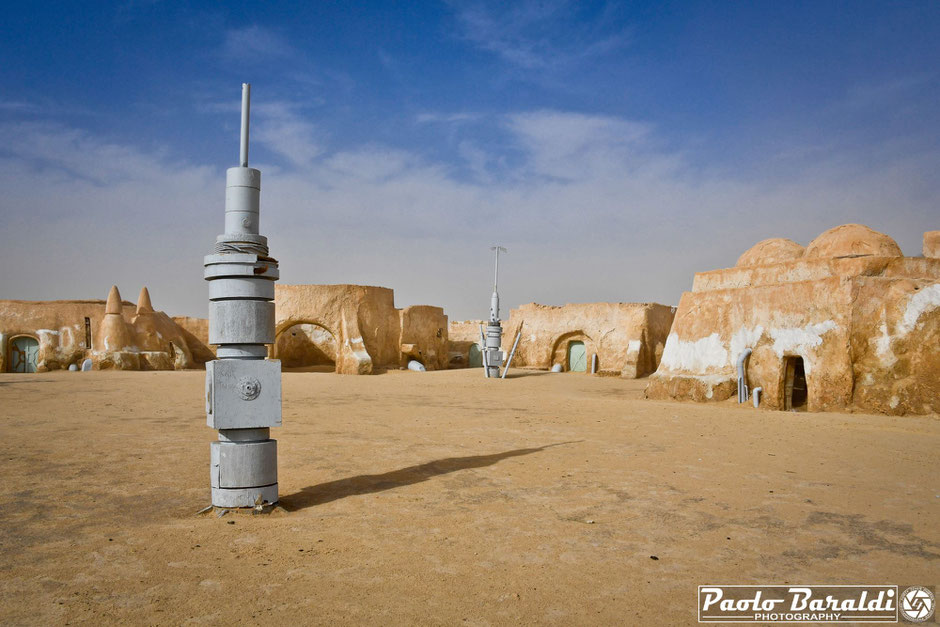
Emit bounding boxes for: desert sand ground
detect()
[0,368,937,625]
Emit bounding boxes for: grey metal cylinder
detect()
[224,167,261,235]
[208,300,275,345]
[208,276,275,300]
[219,427,270,442]
[485,322,503,378]
[216,345,269,359]
[204,84,282,509]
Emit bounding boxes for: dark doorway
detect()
[784,356,808,411]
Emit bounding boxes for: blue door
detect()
[568,341,587,372]
[468,343,483,368]
[10,336,39,373]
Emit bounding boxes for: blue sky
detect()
[1,1,938,318]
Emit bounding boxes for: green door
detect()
[468,343,483,368]
[568,341,587,372]
[10,336,39,373]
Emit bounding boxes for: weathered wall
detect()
[172,317,216,361]
[500,302,676,377]
[925,231,940,259]
[647,226,940,415]
[849,275,940,414]
[273,284,449,374]
[0,299,127,372]
[399,306,448,370]
[448,320,487,343]
[447,320,486,368]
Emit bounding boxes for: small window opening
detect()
[84,317,92,349]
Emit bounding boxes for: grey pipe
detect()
[752,387,762,408]
[501,331,522,379]
[240,83,250,167]
[591,353,597,374]
[737,348,752,403]
[479,324,489,378]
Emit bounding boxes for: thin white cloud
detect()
[0,108,935,320]
[251,102,324,168]
[449,0,631,72]
[221,25,293,61]
[0,101,39,113]
[506,111,654,180]
[415,112,481,124]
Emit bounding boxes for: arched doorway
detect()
[568,341,587,372]
[9,336,39,373]
[468,343,483,368]
[274,323,337,372]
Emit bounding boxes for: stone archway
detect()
[550,331,596,373]
[274,322,338,372]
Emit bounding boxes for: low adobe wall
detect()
[172,317,216,360]
[399,306,448,370]
[447,320,486,368]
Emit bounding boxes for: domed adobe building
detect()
[646,225,940,415]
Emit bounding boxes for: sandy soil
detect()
[0,368,937,625]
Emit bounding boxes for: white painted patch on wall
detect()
[627,339,642,354]
[874,311,898,368]
[896,283,940,336]
[36,329,59,336]
[767,320,837,375]
[660,332,729,372]
[730,325,764,362]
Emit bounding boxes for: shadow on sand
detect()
[500,369,555,379]
[279,441,578,511]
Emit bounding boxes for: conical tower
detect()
[132,286,163,352]
[136,286,154,314]
[97,285,134,351]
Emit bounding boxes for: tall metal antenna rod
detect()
[491,245,507,292]
[239,83,251,167]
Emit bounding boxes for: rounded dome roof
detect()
[804,224,901,259]
[736,238,805,267]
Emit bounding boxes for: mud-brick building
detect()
[499,302,676,377]
[0,286,214,372]
[646,225,940,415]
